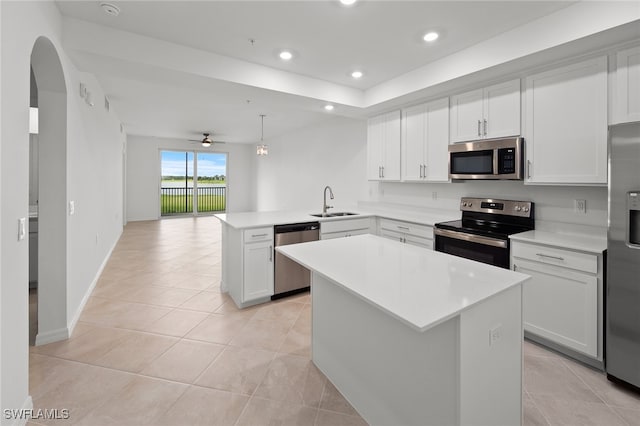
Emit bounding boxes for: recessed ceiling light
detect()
[324,105,335,111]
[279,50,293,61]
[351,70,363,79]
[340,0,357,5]
[423,32,439,42]
[99,2,120,17]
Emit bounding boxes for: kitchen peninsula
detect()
[278,234,530,426]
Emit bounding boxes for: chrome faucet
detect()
[323,186,334,216]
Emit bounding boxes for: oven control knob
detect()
[523,207,530,212]
[468,203,472,207]
[515,206,522,212]
[462,202,467,207]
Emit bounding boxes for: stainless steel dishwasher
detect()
[273,222,320,299]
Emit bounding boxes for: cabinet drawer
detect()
[321,228,369,240]
[321,217,371,234]
[243,227,274,243]
[379,218,433,240]
[512,242,597,274]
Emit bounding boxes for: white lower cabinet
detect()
[320,217,373,240]
[223,225,274,308]
[511,241,601,359]
[243,238,274,301]
[378,218,433,250]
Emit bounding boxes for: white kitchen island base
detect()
[312,273,522,426]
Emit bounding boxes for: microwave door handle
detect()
[477,120,481,137]
[493,149,499,175]
[483,119,487,136]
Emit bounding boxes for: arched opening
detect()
[29,36,68,345]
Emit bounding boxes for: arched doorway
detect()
[30,37,68,345]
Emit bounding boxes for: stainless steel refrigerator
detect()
[606,122,640,389]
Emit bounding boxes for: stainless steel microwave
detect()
[448,137,524,180]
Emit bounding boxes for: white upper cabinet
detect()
[367,111,401,181]
[614,45,640,124]
[450,79,521,143]
[524,56,608,185]
[401,97,449,182]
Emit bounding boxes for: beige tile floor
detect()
[28,217,640,426]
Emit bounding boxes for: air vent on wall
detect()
[104,97,110,112]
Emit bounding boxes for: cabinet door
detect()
[424,97,450,182]
[382,111,401,181]
[614,46,640,124]
[484,79,521,139]
[402,104,425,182]
[367,115,384,181]
[525,57,608,184]
[514,258,597,357]
[450,88,483,143]
[243,240,273,301]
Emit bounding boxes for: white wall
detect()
[367,181,607,232]
[126,135,255,221]
[255,116,368,212]
[0,1,125,418]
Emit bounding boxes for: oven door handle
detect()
[434,228,508,248]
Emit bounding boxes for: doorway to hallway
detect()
[160,150,227,217]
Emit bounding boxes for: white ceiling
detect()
[52,1,635,144]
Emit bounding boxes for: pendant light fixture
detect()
[256,114,268,156]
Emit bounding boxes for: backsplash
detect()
[366,180,608,234]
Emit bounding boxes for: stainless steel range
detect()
[434,197,535,269]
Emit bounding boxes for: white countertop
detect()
[510,230,607,254]
[277,234,530,333]
[214,208,457,230]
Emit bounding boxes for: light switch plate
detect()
[18,218,26,241]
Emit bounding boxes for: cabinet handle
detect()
[536,253,565,262]
[378,166,381,178]
[527,160,532,179]
[403,237,407,243]
[513,264,517,271]
[483,119,487,136]
[399,237,403,242]
[381,166,384,178]
[397,225,410,231]
[269,245,273,262]
[477,120,481,137]
[252,233,268,238]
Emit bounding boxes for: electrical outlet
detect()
[489,324,502,346]
[574,199,587,214]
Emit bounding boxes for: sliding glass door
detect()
[160,150,227,216]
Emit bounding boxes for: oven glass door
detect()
[450,150,494,175]
[434,231,509,269]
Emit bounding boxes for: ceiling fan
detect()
[188,132,226,147]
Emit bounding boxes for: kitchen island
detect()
[277,234,530,426]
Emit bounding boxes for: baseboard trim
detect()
[35,327,69,346]
[67,236,119,336]
[7,395,33,426]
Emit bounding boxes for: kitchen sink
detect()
[310,212,359,218]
